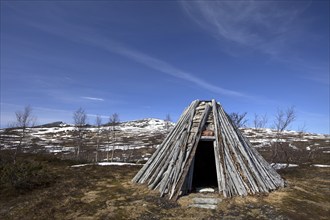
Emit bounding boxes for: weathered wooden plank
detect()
[220,107,266,194]
[132,99,284,200]
[170,104,211,200]
[211,99,226,195]
[133,100,199,183]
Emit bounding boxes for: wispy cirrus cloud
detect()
[113,46,246,98]
[86,114,109,119]
[0,103,74,128]
[304,74,329,85]
[72,31,248,98]
[181,1,330,85]
[81,96,104,101]
[181,0,310,55]
[20,11,249,99]
[298,64,329,85]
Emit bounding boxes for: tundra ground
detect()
[0,153,329,220]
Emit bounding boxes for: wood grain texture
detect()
[132,100,285,200]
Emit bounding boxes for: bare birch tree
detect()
[271,106,296,168]
[12,105,36,164]
[109,113,120,162]
[253,113,268,130]
[164,114,172,132]
[229,112,248,128]
[95,115,102,162]
[73,107,87,159]
[274,107,296,132]
[106,126,111,162]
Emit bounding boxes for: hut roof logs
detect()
[132,100,285,200]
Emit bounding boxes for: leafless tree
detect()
[274,106,296,132]
[229,112,248,128]
[253,113,268,130]
[95,115,102,162]
[297,123,307,136]
[12,105,37,164]
[296,123,317,164]
[73,107,87,159]
[108,113,120,162]
[164,114,172,132]
[271,106,296,168]
[106,127,111,162]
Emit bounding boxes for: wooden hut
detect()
[132,100,284,200]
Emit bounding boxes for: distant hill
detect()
[0,118,329,164]
[34,121,70,128]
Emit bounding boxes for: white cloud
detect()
[86,114,109,119]
[181,1,330,86]
[81,96,104,101]
[113,46,246,98]
[0,103,74,128]
[181,0,310,55]
[15,8,249,99]
[302,73,330,85]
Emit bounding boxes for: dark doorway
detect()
[192,141,218,189]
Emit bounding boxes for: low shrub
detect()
[0,160,53,192]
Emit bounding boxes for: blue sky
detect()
[1,0,329,133]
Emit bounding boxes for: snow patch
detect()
[289,143,298,150]
[71,162,140,167]
[271,163,298,169]
[197,188,215,193]
[311,164,330,168]
[97,162,139,166]
[71,164,89,167]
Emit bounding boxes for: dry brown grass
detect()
[0,153,329,220]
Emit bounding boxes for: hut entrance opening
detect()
[192,140,218,190]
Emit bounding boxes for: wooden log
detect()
[133,99,284,200]
[170,104,211,200]
[133,100,199,183]
[219,105,283,193]
[217,104,266,196]
[211,99,226,195]
[152,130,187,190]
[222,106,259,194]
[172,108,196,182]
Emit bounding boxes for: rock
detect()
[192,198,221,204]
[189,197,222,209]
[189,204,218,209]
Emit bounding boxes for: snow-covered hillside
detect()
[0,118,329,162]
[242,128,329,150]
[0,118,173,160]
